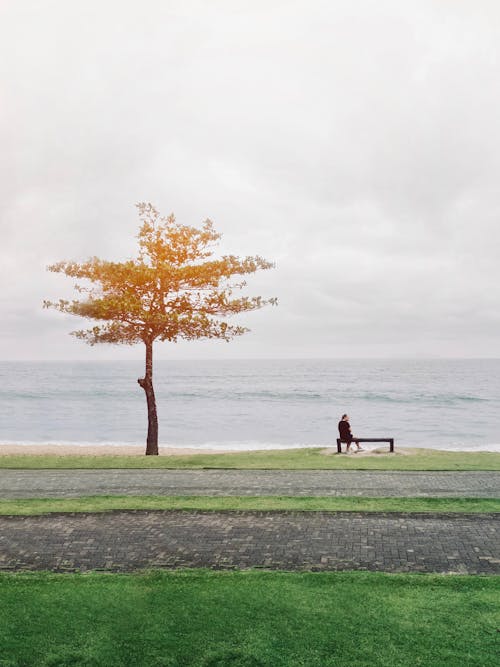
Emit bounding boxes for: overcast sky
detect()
[1,0,499,360]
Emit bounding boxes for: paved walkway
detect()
[0,510,498,574]
[2,471,498,574]
[1,469,499,498]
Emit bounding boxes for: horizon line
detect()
[1,357,499,362]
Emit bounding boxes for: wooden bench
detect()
[336,438,394,453]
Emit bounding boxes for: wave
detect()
[0,390,137,401]
[231,390,324,401]
[358,392,489,404]
[156,390,325,401]
[0,388,490,405]
[1,440,499,453]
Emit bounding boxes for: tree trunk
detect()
[137,340,159,455]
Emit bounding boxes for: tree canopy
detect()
[44,203,276,347]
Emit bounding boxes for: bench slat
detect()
[356,438,392,442]
[336,438,394,453]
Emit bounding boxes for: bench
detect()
[336,438,394,453]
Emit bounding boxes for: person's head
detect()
[341,414,349,421]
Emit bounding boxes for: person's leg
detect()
[354,438,364,451]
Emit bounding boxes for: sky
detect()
[1,0,499,360]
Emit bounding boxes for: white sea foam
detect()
[1,440,499,453]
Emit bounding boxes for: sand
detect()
[0,444,399,457]
[0,445,231,457]
[320,446,410,456]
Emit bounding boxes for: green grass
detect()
[0,570,498,667]
[1,495,499,516]
[1,447,500,470]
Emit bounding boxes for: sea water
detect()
[0,359,499,452]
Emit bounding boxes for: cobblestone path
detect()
[0,510,498,574]
[1,469,499,498]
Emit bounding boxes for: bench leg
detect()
[336,439,342,454]
[390,439,394,452]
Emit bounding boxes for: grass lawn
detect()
[1,448,500,470]
[0,570,498,667]
[1,495,499,516]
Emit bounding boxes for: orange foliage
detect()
[44,203,276,348]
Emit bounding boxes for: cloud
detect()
[1,0,499,359]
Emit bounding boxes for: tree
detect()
[44,203,276,455]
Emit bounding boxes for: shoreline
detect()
[1,444,499,457]
[0,445,234,457]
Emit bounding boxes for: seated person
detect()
[338,414,363,452]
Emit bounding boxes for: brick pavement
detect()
[0,510,498,574]
[1,469,499,498]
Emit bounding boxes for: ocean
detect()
[0,359,499,452]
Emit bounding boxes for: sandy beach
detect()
[0,444,401,457]
[0,445,233,457]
